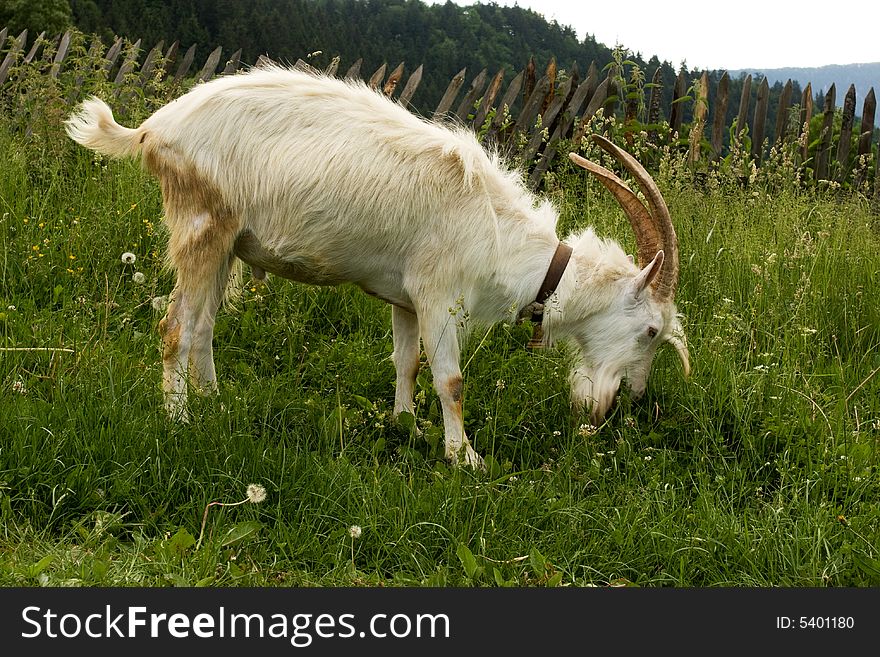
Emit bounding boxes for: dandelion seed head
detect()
[132,271,146,284]
[121,252,136,264]
[246,483,267,504]
[151,296,168,312]
[348,525,362,539]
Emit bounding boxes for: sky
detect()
[422,0,879,70]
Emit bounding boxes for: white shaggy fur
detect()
[66,66,686,467]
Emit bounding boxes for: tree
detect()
[0,0,72,35]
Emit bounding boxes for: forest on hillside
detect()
[2,0,813,134]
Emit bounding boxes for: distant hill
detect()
[728,63,879,106]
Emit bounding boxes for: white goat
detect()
[65,66,689,468]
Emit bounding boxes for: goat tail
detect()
[65,97,144,159]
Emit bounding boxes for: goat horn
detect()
[567,152,662,277]
[588,134,679,301]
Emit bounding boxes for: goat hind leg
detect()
[160,286,193,421]
[161,215,236,420]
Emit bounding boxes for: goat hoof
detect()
[448,445,486,471]
[164,401,190,424]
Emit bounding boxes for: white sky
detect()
[423,0,879,69]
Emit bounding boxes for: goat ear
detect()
[631,250,664,296]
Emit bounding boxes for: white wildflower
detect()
[348,525,362,539]
[246,483,267,504]
[578,424,598,438]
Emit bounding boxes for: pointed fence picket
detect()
[0,26,877,192]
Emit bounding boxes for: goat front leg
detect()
[391,305,420,416]
[418,305,484,469]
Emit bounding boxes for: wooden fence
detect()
[2,26,879,195]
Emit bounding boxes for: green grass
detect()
[1,121,879,588]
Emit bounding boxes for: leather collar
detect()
[527,241,572,348]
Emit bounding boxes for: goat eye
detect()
[647,326,658,339]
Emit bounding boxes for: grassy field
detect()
[1,100,879,587]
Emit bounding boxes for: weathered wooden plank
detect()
[398,64,423,107]
[541,57,557,114]
[0,30,27,86]
[488,69,524,134]
[543,65,575,129]
[433,66,467,118]
[836,83,856,182]
[222,48,242,75]
[40,33,63,65]
[800,83,812,163]
[572,77,610,144]
[521,69,575,164]
[103,37,123,74]
[554,68,595,141]
[528,70,595,189]
[197,45,223,83]
[48,30,72,78]
[173,44,196,83]
[735,74,752,141]
[344,58,362,80]
[472,68,504,128]
[857,88,876,158]
[0,27,7,49]
[383,61,405,96]
[550,61,579,138]
[113,39,142,86]
[711,72,729,158]
[855,88,875,190]
[324,55,340,77]
[815,84,836,181]
[523,56,536,106]
[603,68,618,120]
[23,31,46,64]
[293,59,319,75]
[774,79,793,145]
[164,41,179,69]
[22,32,46,64]
[454,67,488,120]
[752,77,770,161]
[583,61,599,109]
[689,71,709,164]
[367,62,386,89]
[668,70,687,136]
[138,41,164,86]
[512,74,551,146]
